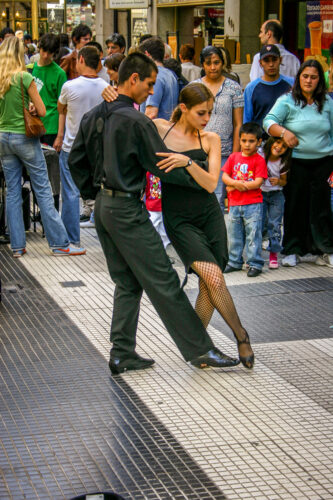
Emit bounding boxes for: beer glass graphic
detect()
[308,21,322,55]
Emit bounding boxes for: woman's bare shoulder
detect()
[200,130,221,148]
[153,118,172,133]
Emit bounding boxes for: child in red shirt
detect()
[145,173,170,248]
[222,122,267,277]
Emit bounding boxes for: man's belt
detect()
[101,184,141,198]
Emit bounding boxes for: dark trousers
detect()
[94,191,214,361]
[282,156,333,256]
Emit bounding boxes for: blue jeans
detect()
[262,190,285,253]
[0,132,69,251]
[214,156,228,210]
[59,150,80,245]
[227,203,264,270]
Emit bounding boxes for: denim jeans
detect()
[227,203,264,270]
[59,150,80,245]
[214,156,228,210]
[262,190,285,253]
[0,132,69,251]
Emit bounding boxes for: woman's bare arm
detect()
[27,80,46,117]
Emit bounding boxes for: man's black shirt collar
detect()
[115,94,135,106]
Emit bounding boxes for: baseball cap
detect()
[259,44,281,59]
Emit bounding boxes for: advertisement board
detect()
[304,1,333,59]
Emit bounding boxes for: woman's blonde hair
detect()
[171,82,214,122]
[0,36,26,99]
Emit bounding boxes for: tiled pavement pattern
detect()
[1,227,333,500]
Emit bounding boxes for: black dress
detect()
[161,127,228,274]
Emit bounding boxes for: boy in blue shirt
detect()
[222,123,268,277]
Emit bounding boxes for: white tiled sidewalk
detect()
[17,228,333,500]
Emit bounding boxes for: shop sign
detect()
[305,0,333,56]
[108,0,148,8]
[207,9,224,18]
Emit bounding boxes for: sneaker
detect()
[80,211,95,228]
[262,239,269,250]
[13,248,26,258]
[281,254,297,267]
[315,254,333,268]
[80,214,90,222]
[269,252,279,269]
[52,246,86,256]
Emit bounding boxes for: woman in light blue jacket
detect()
[263,59,333,268]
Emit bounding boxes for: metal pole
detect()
[31,0,38,40]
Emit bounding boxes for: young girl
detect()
[262,137,291,269]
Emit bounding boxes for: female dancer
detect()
[155,83,254,369]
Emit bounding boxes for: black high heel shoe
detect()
[237,331,255,369]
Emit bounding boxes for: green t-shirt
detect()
[0,72,33,134]
[32,61,67,134]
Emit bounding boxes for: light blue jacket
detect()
[263,92,333,159]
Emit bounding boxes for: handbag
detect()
[20,75,46,138]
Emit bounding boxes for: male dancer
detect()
[69,52,240,374]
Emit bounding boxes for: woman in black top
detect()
[155,83,254,369]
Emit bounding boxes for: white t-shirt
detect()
[250,44,300,81]
[262,158,284,192]
[59,76,108,152]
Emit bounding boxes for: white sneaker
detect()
[262,239,269,250]
[315,254,333,268]
[281,254,297,267]
[80,211,95,228]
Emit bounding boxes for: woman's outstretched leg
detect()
[195,278,215,328]
[192,261,254,368]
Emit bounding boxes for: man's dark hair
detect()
[0,27,14,40]
[138,36,165,63]
[59,33,69,47]
[38,33,60,55]
[118,52,157,85]
[139,33,153,44]
[72,24,92,45]
[265,21,283,42]
[292,59,327,113]
[78,46,100,70]
[86,41,103,54]
[23,33,32,42]
[179,44,195,61]
[105,33,126,50]
[239,122,263,140]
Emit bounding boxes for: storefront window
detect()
[131,8,148,47]
[66,0,96,37]
[194,4,224,46]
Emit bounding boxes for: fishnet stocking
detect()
[192,261,253,362]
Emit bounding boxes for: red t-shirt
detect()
[145,172,162,212]
[222,152,267,206]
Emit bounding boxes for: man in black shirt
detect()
[69,52,240,374]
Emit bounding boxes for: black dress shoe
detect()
[224,264,241,274]
[109,354,155,375]
[247,267,262,278]
[190,348,240,369]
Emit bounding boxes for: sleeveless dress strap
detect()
[162,122,176,141]
[197,130,204,150]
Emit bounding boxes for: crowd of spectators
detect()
[0,20,332,272]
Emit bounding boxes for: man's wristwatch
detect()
[280,128,286,138]
[186,158,192,167]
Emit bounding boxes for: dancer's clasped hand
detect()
[156,152,190,172]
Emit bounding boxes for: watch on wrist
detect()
[280,128,286,138]
[186,158,192,167]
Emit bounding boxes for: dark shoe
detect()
[80,214,90,222]
[224,264,241,274]
[247,267,262,278]
[237,331,255,369]
[109,354,155,375]
[190,348,240,369]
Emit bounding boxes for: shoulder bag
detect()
[20,75,46,138]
